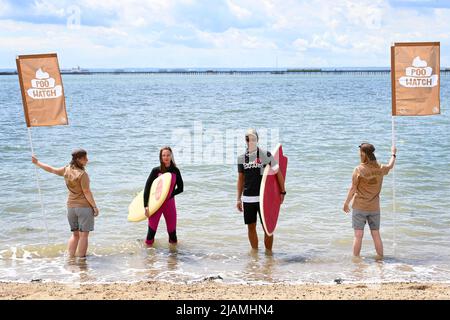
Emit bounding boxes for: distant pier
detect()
[2,68,450,76]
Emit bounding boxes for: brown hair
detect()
[159,146,176,173]
[359,143,380,167]
[70,148,87,170]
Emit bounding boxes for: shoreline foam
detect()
[1,281,449,300]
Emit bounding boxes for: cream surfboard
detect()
[128,172,175,222]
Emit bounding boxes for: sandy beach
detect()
[1,281,449,300]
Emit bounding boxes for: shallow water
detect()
[0,73,449,284]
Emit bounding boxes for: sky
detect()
[0,0,449,68]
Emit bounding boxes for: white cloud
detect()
[310,34,333,50]
[0,0,11,17]
[79,0,177,27]
[343,0,386,30]
[33,0,67,17]
[292,38,309,51]
[226,0,252,20]
[1,0,450,67]
[197,28,278,50]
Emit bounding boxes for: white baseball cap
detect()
[245,128,259,141]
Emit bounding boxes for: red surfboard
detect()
[260,144,287,236]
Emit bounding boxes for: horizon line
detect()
[0,66,393,70]
[0,66,450,75]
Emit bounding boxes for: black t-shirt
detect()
[143,165,183,207]
[237,148,277,198]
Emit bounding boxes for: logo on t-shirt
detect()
[243,159,264,169]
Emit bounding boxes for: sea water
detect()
[0,73,449,284]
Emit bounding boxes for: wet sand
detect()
[1,281,449,300]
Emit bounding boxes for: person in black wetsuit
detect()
[143,146,183,246]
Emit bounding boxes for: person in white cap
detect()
[236,129,286,252]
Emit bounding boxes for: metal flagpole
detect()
[391,116,397,256]
[27,127,50,243]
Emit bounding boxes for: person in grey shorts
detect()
[343,143,397,259]
[67,207,95,232]
[352,210,380,231]
[32,149,99,258]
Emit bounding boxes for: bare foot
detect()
[374,254,384,261]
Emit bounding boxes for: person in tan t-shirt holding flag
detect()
[343,143,397,259]
[32,148,99,258]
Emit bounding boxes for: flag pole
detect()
[27,127,50,243]
[391,116,397,256]
[390,43,397,257]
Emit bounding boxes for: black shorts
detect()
[243,202,263,225]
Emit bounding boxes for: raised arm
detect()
[386,146,397,170]
[32,156,65,176]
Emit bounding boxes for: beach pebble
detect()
[203,275,223,281]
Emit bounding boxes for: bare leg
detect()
[370,230,384,259]
[77,231,90,258]
[68,231,80,258]
[264,233,273,252]
[353,229,364,257]
[247,223,258,249]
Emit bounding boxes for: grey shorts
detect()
[67,207,95,232]
[352,209,380,230]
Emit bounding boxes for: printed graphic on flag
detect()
[391,42,440,116]
[16,53,68,127]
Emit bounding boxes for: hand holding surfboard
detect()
[259,144,288,236]
[128,172,175,222]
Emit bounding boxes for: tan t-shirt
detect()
[64,165,91,208]
[351,162,390,212]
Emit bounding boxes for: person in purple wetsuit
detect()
[143,146,183,246]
